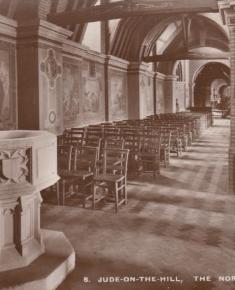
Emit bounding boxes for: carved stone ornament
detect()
[0,148,30,184]
[49,110,57,124]
[40,49,61,89]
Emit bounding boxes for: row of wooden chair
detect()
[55,112,210,212]
[59,126,170,169]
[57,143,129,213]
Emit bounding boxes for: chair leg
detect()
[164,151,167,168]
[115,183,119,213]
[80,183,86,209]
[93,184,97,210]
[124,181,127,205]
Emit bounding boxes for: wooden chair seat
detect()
[58,169,75,178]
[57,146,98,207]
[94,174,124,183]
[69,170,93,179]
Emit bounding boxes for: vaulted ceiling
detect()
[110,14,228,61]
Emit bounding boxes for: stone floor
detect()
[42,118,235,290]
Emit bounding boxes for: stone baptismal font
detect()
[0,130,75,290]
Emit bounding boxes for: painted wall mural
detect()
[63,60,81,127]
[39,47,63,135]
[0,42,16,130]
[81,60,105,125]
[109,69,128,121]
[83,78,101,113]
[40,49,61,89]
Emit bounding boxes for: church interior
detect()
[0,0,235,290]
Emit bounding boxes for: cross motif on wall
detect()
[40,49,61,89]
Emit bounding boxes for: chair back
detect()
[83,136,102,157]
[74,146,99,173]
[104,127,120,138]
[124,134,140,157]
[102,148,129,176]
[57,144,73,172]
[57,129,71,145]
[104,138,125,150]
[70,127,85,146]
[160,131,171,148]
[86,126,103,138]
[140,135,161,156]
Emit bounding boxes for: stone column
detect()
[190,82,196,107]
[17,19,72,135]
[219,1,235,193]
[128,62,155,119]
[164,75,177,113]
[128,62,142,119]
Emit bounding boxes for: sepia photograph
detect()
[0,0,234,289]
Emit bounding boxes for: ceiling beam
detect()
[47,0,219,25]
[143,52,229,62]
[181,14,189,53]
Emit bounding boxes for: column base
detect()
[0,229,75,290]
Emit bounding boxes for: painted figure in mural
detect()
[63,65,80,122]
[83,78,100,113]
[111,77,125,113]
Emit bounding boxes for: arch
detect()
[192,61,230,85]
[193,62,230,107]
[110,13,229,62]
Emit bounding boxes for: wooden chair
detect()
[124,134,142,177]
[69,146,99,207]
[57,145,99,207]
[169,127,183,157]
[57,129,71,146]
[175,124,188,151]
[160,130,171,168]
[138,134,161,178]
[93,148,129,213]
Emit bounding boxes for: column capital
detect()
[219,0,235,25]
[17,19,72,44]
